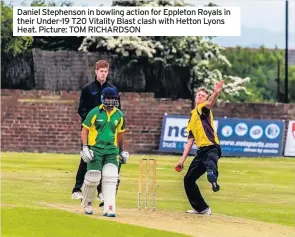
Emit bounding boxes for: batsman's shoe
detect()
[103,210,116,217]
[84,202,93,215]
[207,170,220,192]
[97,193,104,201]
[186,207,212,215]
[71,191,83,200]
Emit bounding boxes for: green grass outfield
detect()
[1,152,295,237]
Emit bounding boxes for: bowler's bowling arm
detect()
[180,138,194,162]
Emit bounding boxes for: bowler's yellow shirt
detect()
[187,102,220,148]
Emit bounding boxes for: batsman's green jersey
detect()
[82,104,126,171]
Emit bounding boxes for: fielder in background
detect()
[80,87,129,217]
[71,60,122,207]
[175,80,224,215]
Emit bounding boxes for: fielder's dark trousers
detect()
[72,158,121,194]
[184,145,221,212]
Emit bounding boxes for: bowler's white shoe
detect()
[71,191,83,200]
[186,207,212,215]
[84,203,93,215]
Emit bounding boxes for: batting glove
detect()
[80,145,94,163]
[119,150,129,164]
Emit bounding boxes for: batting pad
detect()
[81,170,101,207]
[102,163,118,214]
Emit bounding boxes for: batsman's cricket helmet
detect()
[101,87,119,109]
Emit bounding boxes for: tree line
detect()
[1,0,294,102]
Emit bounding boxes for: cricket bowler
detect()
[175,80,224,215]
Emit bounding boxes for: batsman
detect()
[80,87,129,217]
